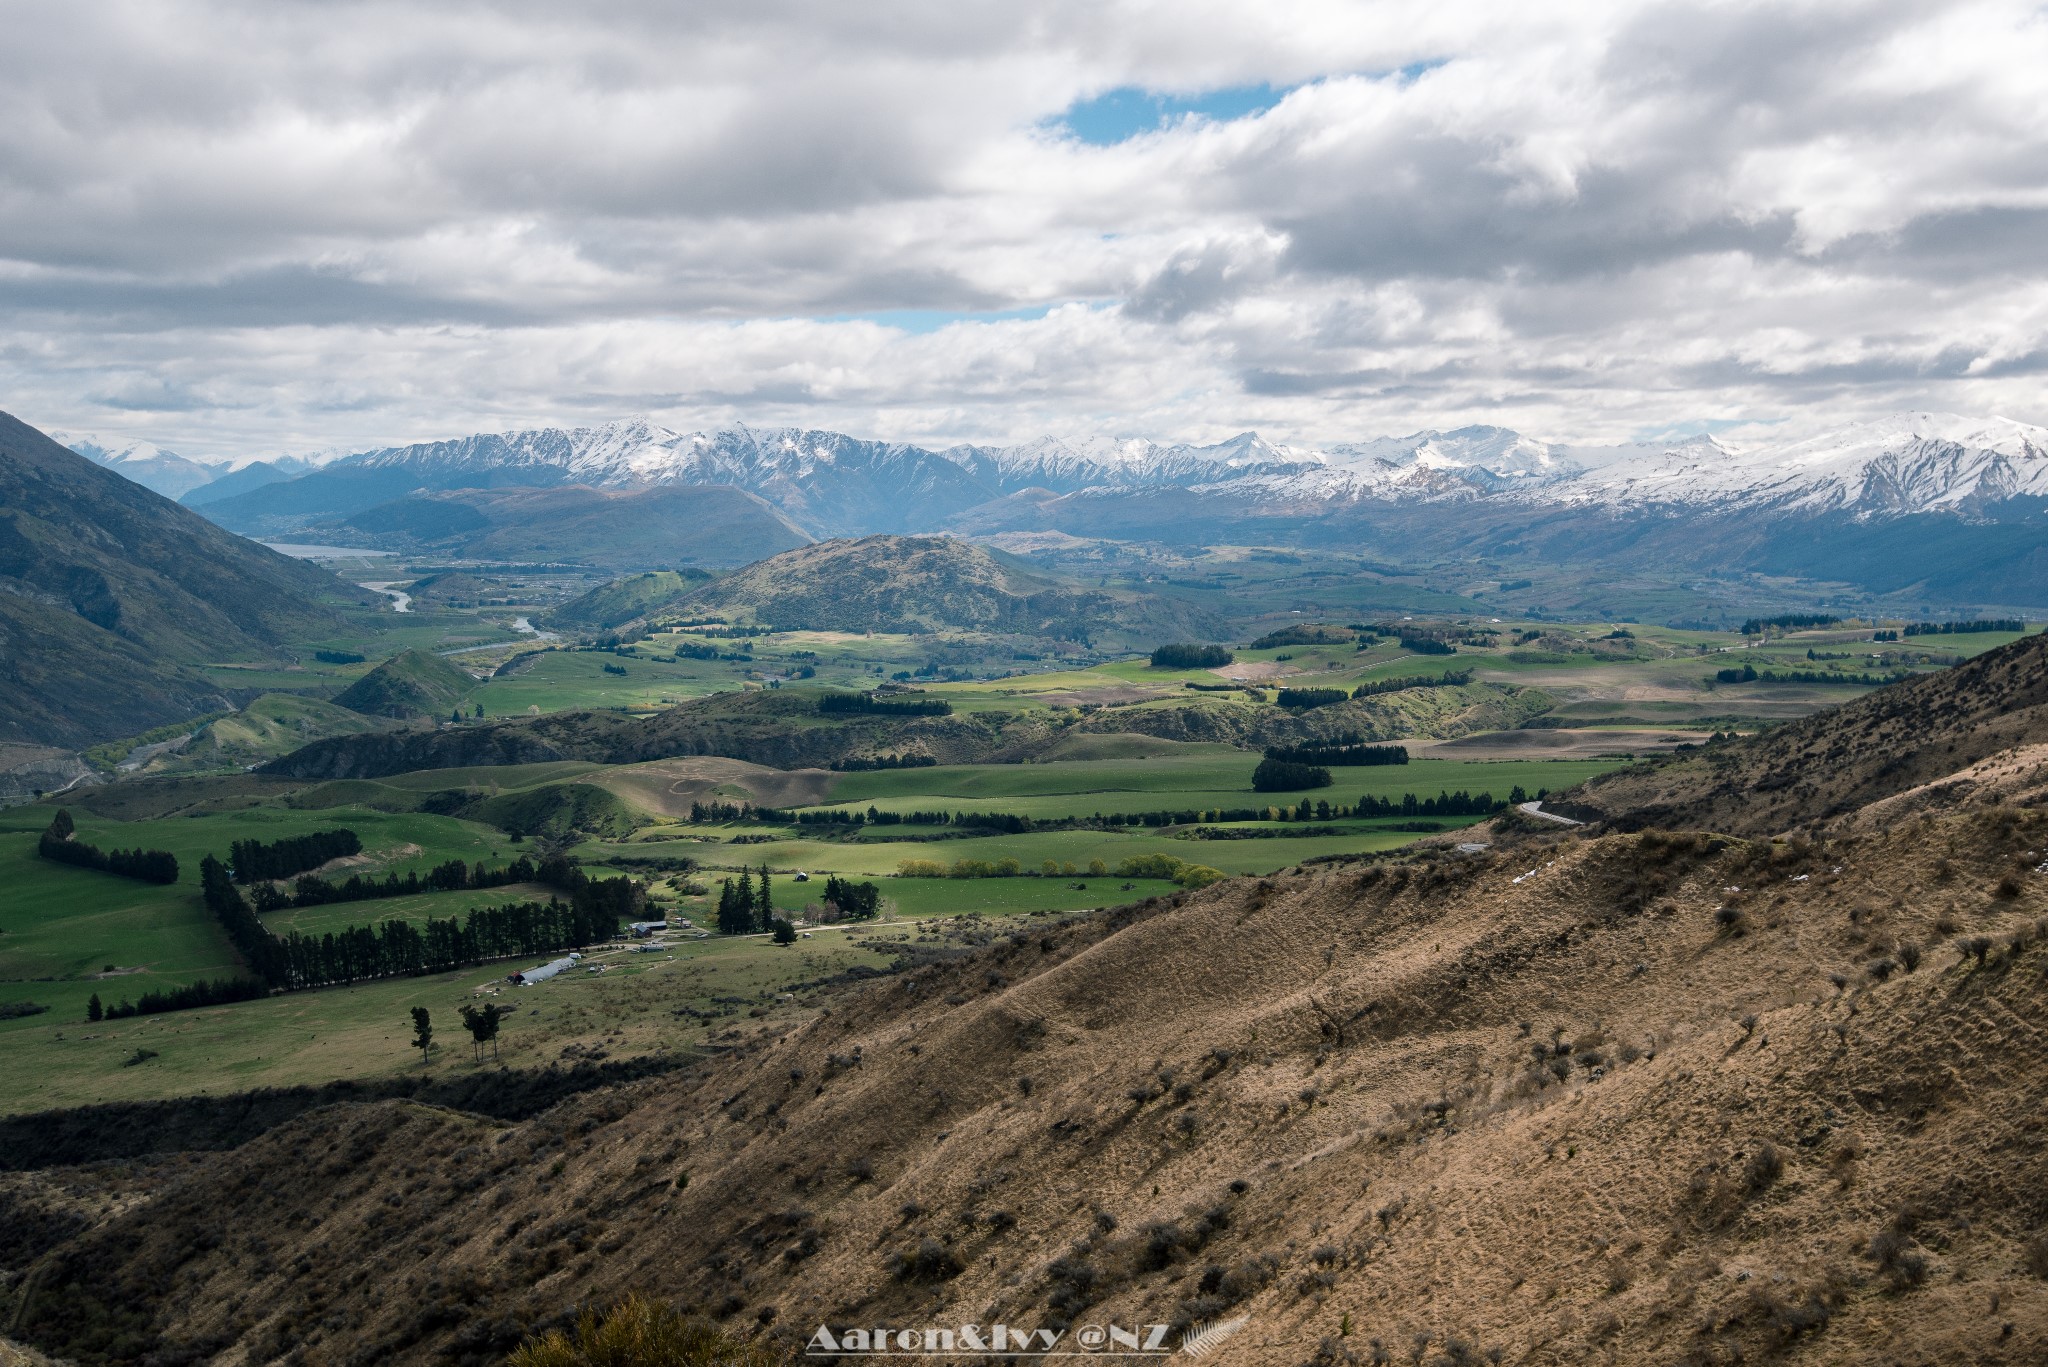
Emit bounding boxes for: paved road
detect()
[1518,801,1584,826]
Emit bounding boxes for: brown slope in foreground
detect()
[15,645,2048,1364]
[10,803,2048,1365]
[1575,628,2048,834]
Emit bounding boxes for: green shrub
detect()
[507,1295,782,1367]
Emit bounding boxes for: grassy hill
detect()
[326,484,812,569]
[0,410,361,748]
[10,642,2048,1362]
[330,649,478,720]
[663,534,1223,642]
[112,694,393,776]
[545,568,716,631]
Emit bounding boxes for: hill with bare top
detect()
[9,640,2048,1366]
[654,534,1222,643]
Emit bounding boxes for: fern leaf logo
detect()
[1181,1316,1248,1357]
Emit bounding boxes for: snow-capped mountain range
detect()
[72,411,2048,537]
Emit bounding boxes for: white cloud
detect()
[2,0,2045,457]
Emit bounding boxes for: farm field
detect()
[814,753,1614,815]
[591,825,1440,880]
[0,921,898,1114]
[0,819,1130,1116]
[0,804,526,1027]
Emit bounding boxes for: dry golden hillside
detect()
[9,638,2048,1366]
[1576,627,2048,834]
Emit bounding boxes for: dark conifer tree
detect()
[410,1006,433,1065]
[87,993,103,1023]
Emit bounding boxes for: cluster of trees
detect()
[1904,618,2026,636]
[1275,687,1352,709]
[897,856,1021,878]
[715,865,778,935]
[602,662,629,676]
[1150,643,1234,668]
[1264,739,1409,766]
[1249,624,1354,649]
[1366,621,1496,648]
[1740,613,1842,635]
[37,811,178,884]
[200,853,641,991]
[1352,669,1470,697]
[229,829,363,883]
[313,649,366,664]
[1871,629,1900,642]
[820,874,881,920]
[818,693,952,716]
[1252,758,1333,791]
[676,623,772,637]
[1714,665,1910,686]
[689,801,758,823]
[401,1003,507,1064]
[280,896,627,990]
[897,854,1218,882]
[87,978,265,1022]
[1399,637,1456,656]
[694,801,1029,833]
[830,753,938,772]
[1355,790,1507,817]
[1101,786,1536,825]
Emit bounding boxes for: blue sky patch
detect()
[1054,84,1288,145]
[818,306,1057,334]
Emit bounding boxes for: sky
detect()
[4,0,2047,460]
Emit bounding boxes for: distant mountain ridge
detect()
[69,409,2048,603]
[187,410,2048,533]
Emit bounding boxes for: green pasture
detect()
[0,925,890,1115]
[0,804,522,1029]
[259,882,570,939]
[639,825,1431,879]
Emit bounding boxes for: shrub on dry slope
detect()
[507,1295,782,1367]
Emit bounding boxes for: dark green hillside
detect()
[0,410,361,748]
[331,649,477,720]
[401,571,505,609]
[264,686,1060,779]
[545,569,715,631]
[325,484,810,569]
[667,534,1220,641]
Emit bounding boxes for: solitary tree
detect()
[771,916,796,945]
[410,1006,433,1065]
[87,992,103,1023]
[756,863,773,931]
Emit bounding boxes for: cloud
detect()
[2,0,2045,457]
